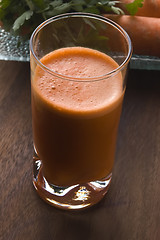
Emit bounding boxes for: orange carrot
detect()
[104,14,160,57]
[119,0,160,18]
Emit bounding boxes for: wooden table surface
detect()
[1,60,160,240]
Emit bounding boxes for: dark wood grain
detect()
[1,60,160,240]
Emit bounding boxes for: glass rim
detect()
[30,12,132,82]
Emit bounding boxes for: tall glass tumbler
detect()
[30,13,132,210]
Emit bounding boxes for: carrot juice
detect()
[31,46,124,187]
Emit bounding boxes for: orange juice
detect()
[31,47,124,186]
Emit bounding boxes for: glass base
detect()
[33,156,112,210]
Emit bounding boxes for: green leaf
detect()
[111,6,124,14]
[13,10,33,31]
[0,0,12,19]
[0,0,11,9]
[72,0,86,11]
[125,0,144,16]
[53,2,72,12]
[49,0,63,8]
[25,0,35,10]
[0,0,126,38]
[45,2,72,17]
[32,0,46,9]
[84,6,100,14]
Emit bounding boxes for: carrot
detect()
[104,14,160,57]
[119,0,160,18]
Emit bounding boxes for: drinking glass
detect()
[30,12,132,210]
